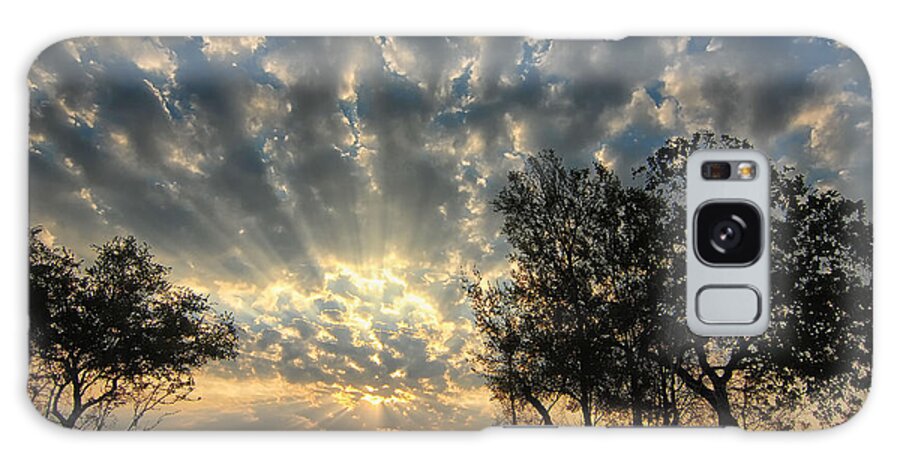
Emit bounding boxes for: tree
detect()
[465,272,557,425]
[633,132,754,426]
[28,228,239,429]
[635,131,872,428]
[766,166,872,427]
[471,131,872,429]
[494,150,624,426]
[598,183,683,426]
[468,150,666,426]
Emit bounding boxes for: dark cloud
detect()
[29,36,871,429]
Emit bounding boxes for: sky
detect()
[28,36,871,430]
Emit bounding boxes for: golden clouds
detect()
[176,258,486,429]
[126,39,178,80]
[29,36,872,429]
[201,37,266,61]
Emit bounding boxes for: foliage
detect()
[469,132,872,428]
[28,229,239,429]
[468,150,672,426]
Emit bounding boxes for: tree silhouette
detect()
[635,132,872,428]
[468,150,667,426]
[470,132,872,428]
[633,132,754,426]
[28,228,239,429]
[465,273,557,425]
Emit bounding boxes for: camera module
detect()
[695,202,762,265]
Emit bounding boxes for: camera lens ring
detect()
[694,201,762,266]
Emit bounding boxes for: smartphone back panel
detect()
[27,37,872,430]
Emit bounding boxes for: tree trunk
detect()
[580,387,593,426]
[715,404,738,427]
[675,362,736,428]
[581,401,592,426]
[59,384,85,428]
[678,343,740,428]
[712,379,738,427]
[630,357,643,426]
[668,375,679,426]
[523,391,554,425]
[59,406,83,429]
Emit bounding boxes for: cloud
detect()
[657,37,871,200]
[201,36,266,61]
[188,263,487,429]
[29,36,871,429]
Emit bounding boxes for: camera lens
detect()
[701,161,732,180]
[711,218,743,251]
[695,202,762,265]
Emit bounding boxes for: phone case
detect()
[27,37,872,431]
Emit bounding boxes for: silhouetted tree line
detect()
[466,132,872,428]
[28,229,238,429]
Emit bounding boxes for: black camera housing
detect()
[694,201,763,266]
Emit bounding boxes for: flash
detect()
[736,162,757,180]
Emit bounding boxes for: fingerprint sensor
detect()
[696,286,761,324]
